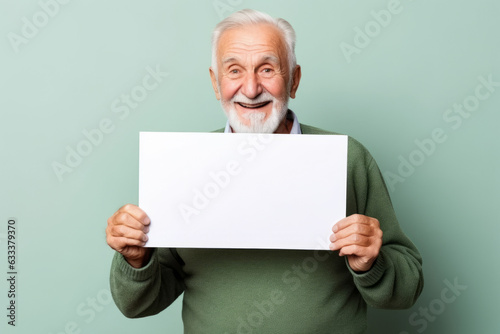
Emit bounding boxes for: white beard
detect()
[220,89,289,133]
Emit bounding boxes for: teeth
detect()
[238,101,269,108]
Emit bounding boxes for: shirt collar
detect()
[224,109,302,134]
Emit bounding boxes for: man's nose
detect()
[241,72,262,99]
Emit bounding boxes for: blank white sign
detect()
[139,132,347,250]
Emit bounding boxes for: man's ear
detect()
[289,65,302,99]
[209,67,221,100]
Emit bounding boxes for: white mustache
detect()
[231,91,275,105]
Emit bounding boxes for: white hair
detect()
[211,9,297,83]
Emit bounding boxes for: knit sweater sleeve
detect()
[345,137,424,309]
[109,248,186,318]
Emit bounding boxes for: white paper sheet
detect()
[139,132,347,250]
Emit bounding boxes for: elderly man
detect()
[106,9,423,334]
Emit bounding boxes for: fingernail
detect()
[332,225,338,233]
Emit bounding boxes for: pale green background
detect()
[1,0,499,333]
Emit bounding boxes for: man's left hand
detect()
[329,214,383,273]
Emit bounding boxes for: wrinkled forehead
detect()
[216,23,288,64]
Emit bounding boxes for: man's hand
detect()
[106,204,151,268]
[329,214,383,273]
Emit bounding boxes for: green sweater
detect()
[109,124,423,334]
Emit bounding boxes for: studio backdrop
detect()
[1,0,498,333]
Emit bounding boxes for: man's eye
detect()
[230,69,239,74]
[263,68,272,73]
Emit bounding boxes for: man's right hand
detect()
[106,204,151,268]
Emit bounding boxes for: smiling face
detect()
[210,23,301,133]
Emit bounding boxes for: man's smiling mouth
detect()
[237,101,271,109]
